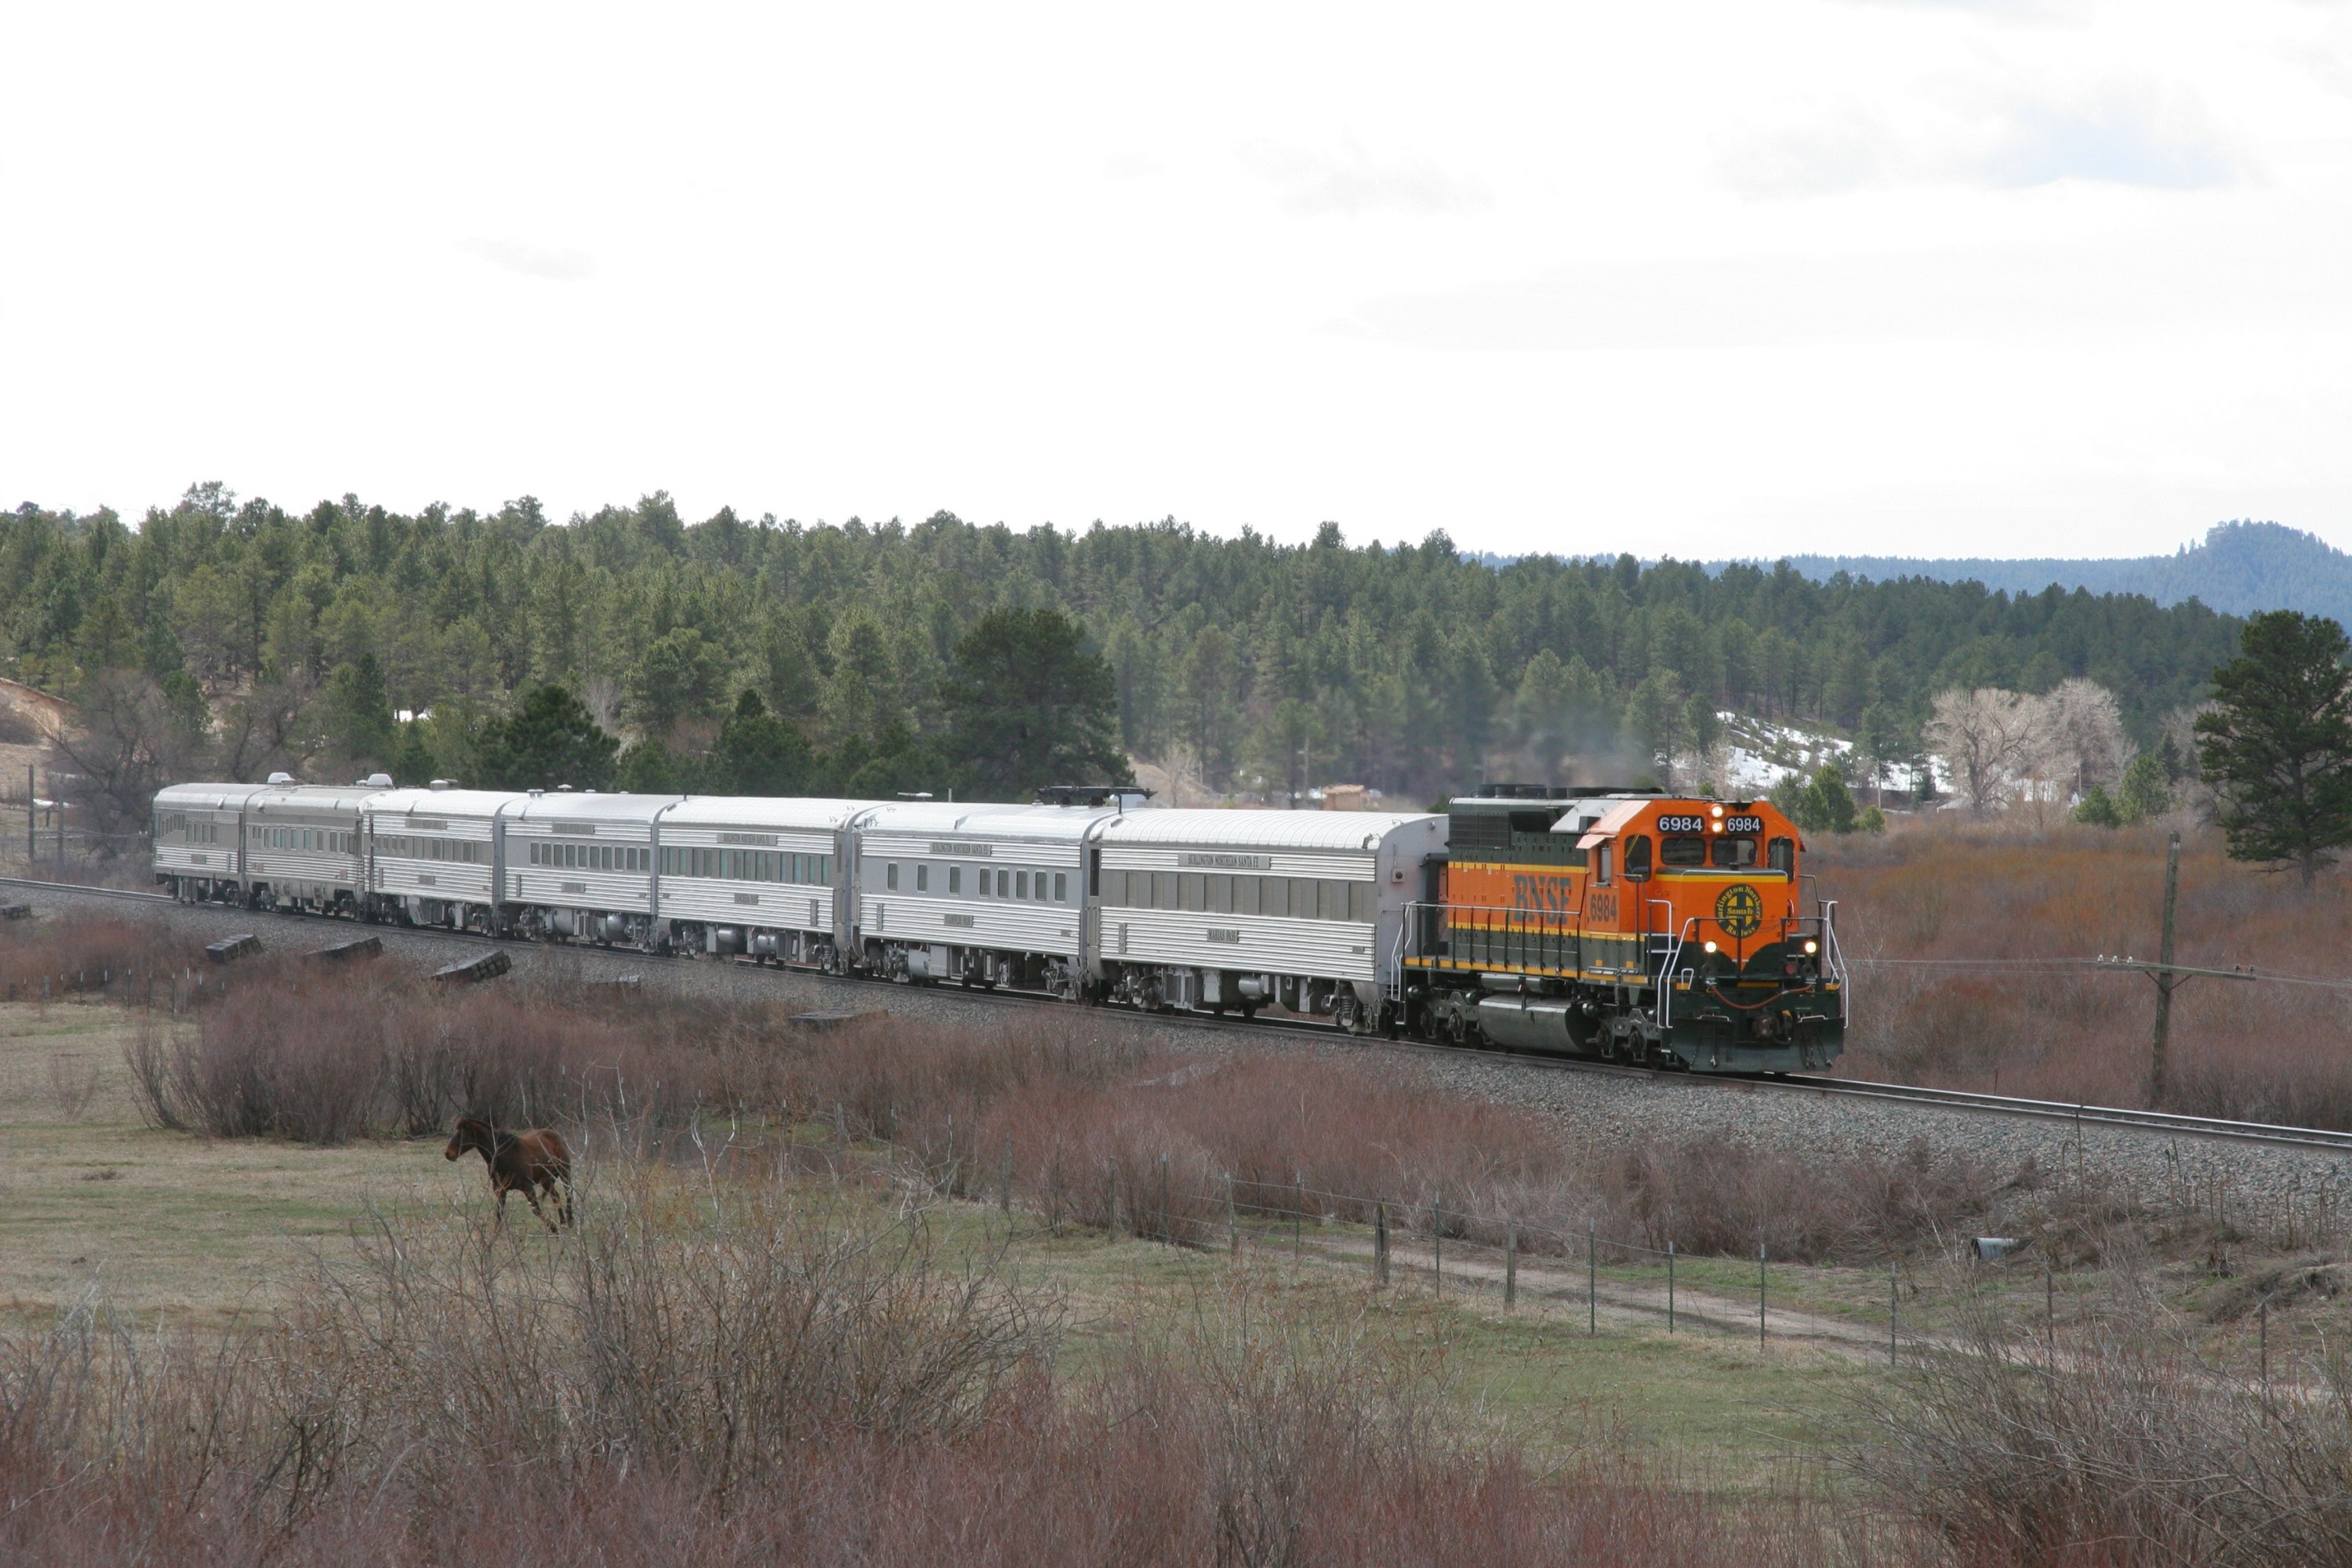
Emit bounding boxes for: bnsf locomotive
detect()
[1401,786,1845,1072]
[150,775,1845,1074]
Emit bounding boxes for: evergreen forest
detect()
[2,485,2245,823]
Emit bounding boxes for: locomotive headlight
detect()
[1702,940,1718,953]
[1711,805,1723,817]
[1803,939,1819,954]
[1711,821,1723,833]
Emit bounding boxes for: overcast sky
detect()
[6,2,2352,560]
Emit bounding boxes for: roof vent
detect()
[267,771,295,786]
[528,788,545,797]
[1036,784,1156,808]
[556,784,574,793]
[363,773,394,789]
[429,779,454,792]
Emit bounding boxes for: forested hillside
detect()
[1769,521,2352,631]
[2,485,2239,815]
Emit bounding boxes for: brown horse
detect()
[444,1116,574,1230]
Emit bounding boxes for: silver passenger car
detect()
[853,800,1116,994]
[1091,809,1446,1031]
[654,795,869,965]
[503,789,678,946]
[153,782,271,901]
[365,786,522,930]
[243,779,383,913]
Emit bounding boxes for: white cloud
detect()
[1720,74,2254,195]
[1237,139,1491,216]
[453,238,598,284]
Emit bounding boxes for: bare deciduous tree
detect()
[1924,687,2039,815]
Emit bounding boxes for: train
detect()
[151,775,1847,1073]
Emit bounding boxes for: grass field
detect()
[0,994,1871,1493]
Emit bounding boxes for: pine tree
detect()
[473,685,619,792]
[710,689,812,795]
[2194,610,2352,887]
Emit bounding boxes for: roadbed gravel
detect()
[13,882,2344,1220]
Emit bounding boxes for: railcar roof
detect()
[861,800,1122,843]
[365,788,529,818]
[154,782,274,810]
[507,793,682,827]
[249,785,392,812]
[662,797,877,831]
[1096,808,1440,852]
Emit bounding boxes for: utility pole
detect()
[2088,831,2255,1110]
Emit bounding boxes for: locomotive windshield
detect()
[1660,836,1708,867]
[1711,836,1757,869]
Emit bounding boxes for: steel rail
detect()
[9,875,2352,1152]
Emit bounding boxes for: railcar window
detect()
[1054,873,1067,902]
[1236,876,1261,916]
[887,862,899,891]
[1207,874,1232,913]
[1660,837,1708,868]
[916,864,929,893]
[1594,844,1613,885]
[1035,873,1047,902]
[1012,869,1025,898]
[1625,834,1653,880]
[1712,837,1757,869]
[1768,837,1795,875]
[1351,881,1377,924]
[1100,869,1123,905]
[1176,873,1200,911]
[949,866,961,895]
[1148,871,1171,908]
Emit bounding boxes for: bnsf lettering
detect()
[1511,873,1579,913]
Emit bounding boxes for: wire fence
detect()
[847,1115,1915,1359]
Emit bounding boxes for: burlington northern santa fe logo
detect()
[1714,883,1764,940]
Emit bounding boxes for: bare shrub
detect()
[1852,1272,2352,1566]
[1821,824,2352,1125]
[0,1168,1847,1566]
[43,1054,100,1120]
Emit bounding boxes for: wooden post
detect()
[2261,1296,2271,1419]
[1504,1221,1517,1311]
[1292,1172,1302,1260]
[1890,1257,1898,1367]
[2150,831,2181,1109]
[1758,1241,1767,1350]
[1159,1154,1170,1242]
[1588,1221,1596,1336]
[1432,1190,1443,1295]
[1668,1240,1675,1334]
[1374,1201,1388,1284]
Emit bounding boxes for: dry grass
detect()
[1850,1262,2352,1566]
[1820,819,2352,1124]
[0,1150,1858,1567]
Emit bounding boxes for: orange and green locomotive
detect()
[1400,785,1846,1073]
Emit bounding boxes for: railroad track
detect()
[10,873,2351,1154]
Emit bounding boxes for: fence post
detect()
[1292,1172,1302,1261]
[1588,1220,1596,1337]
[2261,1297,2270,1420]
[1228,1174,1240,1255]
[1375,1202,1389,1285]
[1432,1190,1443,1296]
[1890,1257,1899,1367]
[1668,1240,1675,1334]
[1159,1154,1170,1243]
[1504,1221,1517,1311]
[1758,1241,1767,1350]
